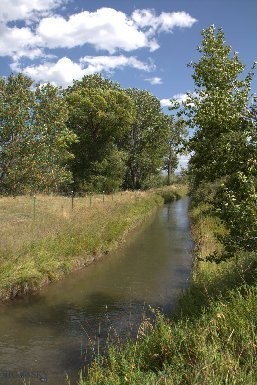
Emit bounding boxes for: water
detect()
[0,198,192,385]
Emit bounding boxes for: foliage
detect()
[212,173,257,261]
[154,184,188,203]
[123,88,170,190]
[86,146,128,193]
[33,83,76,192]
[0,71,184,195]
[175,25,257,261]
[0,73,35,194]
[66,79,135,192]
[67,73,121,93]
[0,73,139,195]
[163,117,187,185]
[0,74,75,194]
[180,25,253,187]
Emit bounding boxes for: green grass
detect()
[153,184,188,203]
[78,194,257,385]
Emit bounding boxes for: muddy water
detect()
[0,198,192,385]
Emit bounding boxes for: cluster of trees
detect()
[175,25,257,261]
[0,73,185,195]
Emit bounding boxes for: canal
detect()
[0,198,192,384]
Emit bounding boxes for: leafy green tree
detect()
[33,83,76,192]
[180,25,253,187]
[179,25,257,261]
[66,82,135,192]
[0,74,35,194]
[0,74,76,194]
[87,145,127,193]
[124,88,170,190]
[210,95,257,260]
[66,73,121,93]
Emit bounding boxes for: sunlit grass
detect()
[153,183,189,203]
[0,190,166,301]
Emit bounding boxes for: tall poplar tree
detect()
[180,25,256,260]
[183,25,253,187]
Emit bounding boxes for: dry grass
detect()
[0,190,163,301]
[0,191,146,254]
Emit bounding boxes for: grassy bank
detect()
[0,191,161,301]
[0,186,186,302]
[154,184,188,203]
[79,197,257,384]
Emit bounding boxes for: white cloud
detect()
[80,55,153,73]
[161,92,197,108]
[0,0,63,22]
[12,55,152,87]
[37,8,150,53]
[145,77,162,85]
[11,57,87,87]
[173,92,198,107]
[160,98,172,107]
[132,9,197,33]
[173,93,189,104]
[36,8,196,53]
[0,23,42,59]
[159,11,197,32]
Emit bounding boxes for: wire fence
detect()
[0,190,144,223]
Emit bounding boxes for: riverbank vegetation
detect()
[79,26,257,384]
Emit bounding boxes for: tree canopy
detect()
[0,72,185,195]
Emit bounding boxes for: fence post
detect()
[71,190,75,210]
[33,195,36,220]
[102,191,105,204]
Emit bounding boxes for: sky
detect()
[1,0,257,169]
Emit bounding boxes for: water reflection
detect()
[0,198,192,385]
